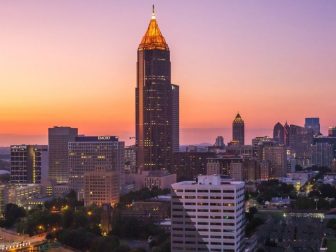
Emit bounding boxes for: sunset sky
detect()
[0,0,335,146]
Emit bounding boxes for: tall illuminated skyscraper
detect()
[136,6,179,172]
[232,113,245,145]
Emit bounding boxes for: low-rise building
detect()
[121,201,170,222]
[323,173,336,185]
[125,170,176,190]
[5,184,41,207]
[144,171,176,189]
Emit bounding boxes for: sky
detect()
[0,0,335,146]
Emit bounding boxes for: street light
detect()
[314,198,318,210]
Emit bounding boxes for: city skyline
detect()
[1,0,336,146]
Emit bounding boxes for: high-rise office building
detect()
[305,117,320,136]
[171,175,245,252]
[124,145,137,174]
[284,122,290,146]
[136,7,179,172]
[288,124,314,165]
[232,113,245,145]
[214,136,225,148]
[48,126,78,184]
[10,145,48,184]
[260,160,270,180]
[230,162,243,181]
[314,133,336,159]
[311,143,333,168]
[172,152,216,181]
[329,127,336,137]
[273,122,285,145]
[68,136,124,199]
[263,146,287,178]
[84,168,120,207]
[207,156,243,177]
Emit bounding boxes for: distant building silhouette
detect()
[288,124,314,166]
[273,122,285,145]
[232,113,245,145]
[329,127,336,137]
[284,122,290,146]
[305,117,320,135]
[214,136,225,148]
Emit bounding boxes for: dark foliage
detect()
[0,203,26,228]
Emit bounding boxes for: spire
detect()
[139,6,169,51]
[233,113,244,124]
[152,4,156,20]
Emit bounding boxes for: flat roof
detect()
[74,136,119,142]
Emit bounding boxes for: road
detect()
[0,228,46,251]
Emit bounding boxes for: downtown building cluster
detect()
[171,117,336,183]
[0,129,125,213]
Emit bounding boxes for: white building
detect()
[171,175,245,252]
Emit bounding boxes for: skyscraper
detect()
[232,113,245,145]
[214,136,225,148]
[48,126,78,184]
[288,124,314,164]
[273,122,285,145]
[284,122,290,146]
[136,7,179,173]
[305,117,320,135]
[10,145,48,184]
[311,143,333,168]
[263,146,287,178]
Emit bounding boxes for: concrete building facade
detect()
[171,175,245,252]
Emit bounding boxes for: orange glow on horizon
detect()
[0,1,335,146]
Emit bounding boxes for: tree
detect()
[319,184,336,198]
[245,217,264,237]
[0,203,26,228]
[57,228,96,250]
[90,236,120,252]
[327,219,336,230]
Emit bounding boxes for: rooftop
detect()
[74,136,119,142]
[173,175,244,186]
[138,6,169,51]
[233,113,244,124]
